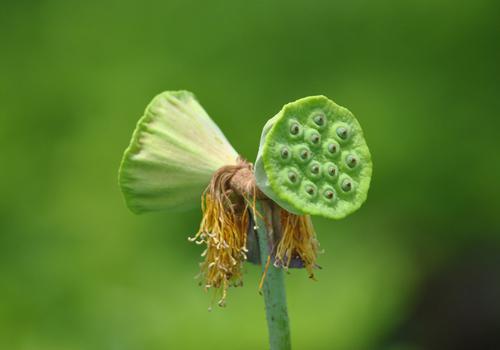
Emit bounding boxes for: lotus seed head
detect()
[313,114,325,126]
[346,154,358,168]
[255,95,372,220]
[336,126,349,140]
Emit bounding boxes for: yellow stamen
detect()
[275,211,319,278]
[190,159,321,307]
[189,161,251,307]
[258,255,272,293]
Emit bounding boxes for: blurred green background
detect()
[1,1,500,349]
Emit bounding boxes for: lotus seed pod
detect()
[254,95,372,219]
[119,91,239,214]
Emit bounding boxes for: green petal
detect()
[255,96,372,220]
[119,91,238,214]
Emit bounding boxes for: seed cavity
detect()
[280,147,290,159]
[310,132,320,144]
[326,164,338,177]
[288,171,298,183]
[324,189,335,200]
[341,179,353,192]
[313,114,325,126]
[310,162,320,175]
[294,145,312,163]
[336,126,349,140]
[300,149,310,160]
[290,122,301,135]
[327,142,338,154]
[346,154,358,168]
[305,185,316,196]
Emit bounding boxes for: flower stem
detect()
[254,200,291,350]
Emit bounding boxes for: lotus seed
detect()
[288,171,298,183]
[290,123,300,135]
[346,154,358,168]
[311,163,320,174]
[327,143,338,154]
[305,185,316,196]
[313,114,325,126]
[324,189,335,200]
[341,179,352,192]
[300,149,309,160]
[311,133,320,144]
[336,126,349,140]
[326,164,338,177]
[280,147,290,159]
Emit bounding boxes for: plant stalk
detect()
[254,200,291,350]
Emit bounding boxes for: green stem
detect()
[254,200,291,350]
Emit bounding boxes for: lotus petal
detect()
[119,91,238,214]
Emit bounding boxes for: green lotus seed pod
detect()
[255,95,372,219]
[119,91,238,214]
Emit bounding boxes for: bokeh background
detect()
[1,1,500,349]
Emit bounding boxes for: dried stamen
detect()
[275,210,320,279]
[189,159,252,307]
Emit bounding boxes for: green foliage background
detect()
[1,1,499,349]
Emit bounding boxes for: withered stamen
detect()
[189,158,253,307]
[275,210,319,278]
